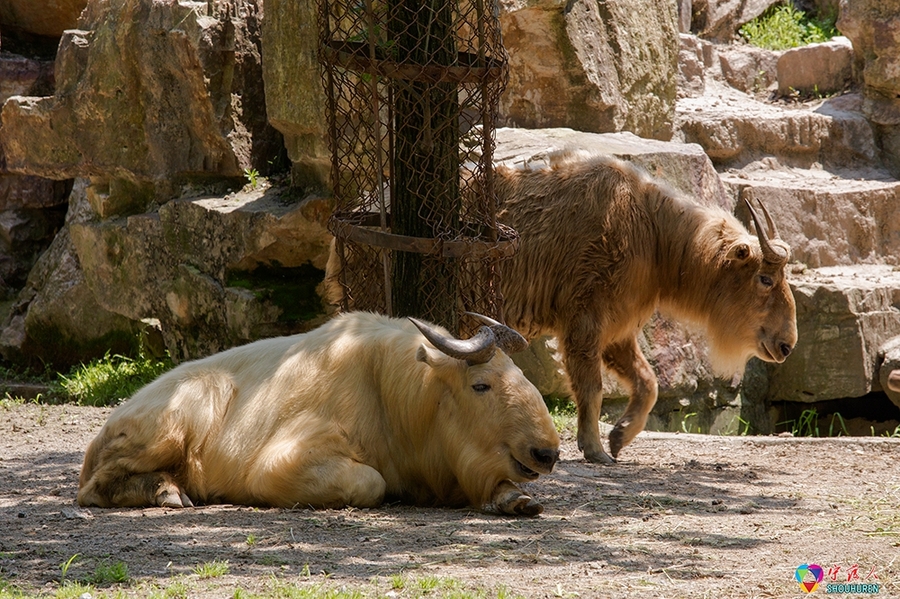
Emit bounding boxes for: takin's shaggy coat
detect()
[494,152,797,463]
[78,312,560,515]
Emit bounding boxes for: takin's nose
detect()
[531,447,560,470]
[779,342,793,359]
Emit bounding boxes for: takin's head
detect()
[409,314,560,504]
[701,198,798,377]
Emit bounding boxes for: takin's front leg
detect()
[602,336,659,460]
[78,470,194,508]
[491,480,543,516]
[562,318,614,464]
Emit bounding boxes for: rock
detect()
[68,181,333,361]
[0,0,282,189]
[776,37,854,97]
[0,181,141,368]
[723,164,900,269]
[690,0,781,41]
[718,44,779,95]
[0,53,69,294]
[678,84,877,168]
[498,0,678,140]
[260,0,329,191]
[678,34,710,98]
[837,0,900,177]
[0,53,54,101]
[0,0,87,38]
[767,265,900,404]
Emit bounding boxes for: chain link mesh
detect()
[318,0,514,335]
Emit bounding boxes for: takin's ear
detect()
[725,241,753,264]
[416,344,445,367]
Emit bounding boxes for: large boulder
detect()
[0,0,87,39]
[776,37,854,97]
[0,0,282,191]
[679,86,877,169]
[68,181,333,361]
[0,180,141,367]
[2,176,334,367]
[260,0,329,191]
[689,0,781,41]
[0,52,68,297]
[498,0,678,140]
[838,0,900,177]
[723,167,900,269]
[768,265,900,404]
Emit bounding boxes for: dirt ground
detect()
[1,402,897,599]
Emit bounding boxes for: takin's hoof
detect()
[578,435,617,465]
[499,494,543,517]
[155,485,194,508]
[582,446,616,465]
[608,426,627,460]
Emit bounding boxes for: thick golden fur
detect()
[494,152,797,463]
[78,312,560,515]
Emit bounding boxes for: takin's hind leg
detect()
[78,470,194,508]
[250,442,387,509]
[602,336,659,460]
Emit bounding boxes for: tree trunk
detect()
[389,0,460,332]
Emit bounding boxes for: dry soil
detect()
[1,403,898,598]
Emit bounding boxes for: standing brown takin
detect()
[78,312,560,515]
[494,151,797,464]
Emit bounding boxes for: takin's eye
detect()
[759,274,774,288]
[471,383,491,394]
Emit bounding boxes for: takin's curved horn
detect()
[464,312,530,355]
[758,199,778,239]
[408,317,496,365]
[744,198,788,264]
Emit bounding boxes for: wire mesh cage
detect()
[318,0,515,334]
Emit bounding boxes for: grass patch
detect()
[0,573,525,599]
[58,350,173,407]
[739,2,838,50]
[544,396,576,434]
[86,561,129,585]
[192,559,230,579]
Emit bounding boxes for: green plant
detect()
[544,396,576,434]
[827,412,849,436]
[244,168,260,189]
[781,408,819,437]
[192,560,230,579]
[739,2,838,50]
[54,581,97,599]
[88,561,129,584]
[245,533,257,546]
[59,553,80,583]
[58,350,173,407]
[680,412,699,434]
[873,423,900,438]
